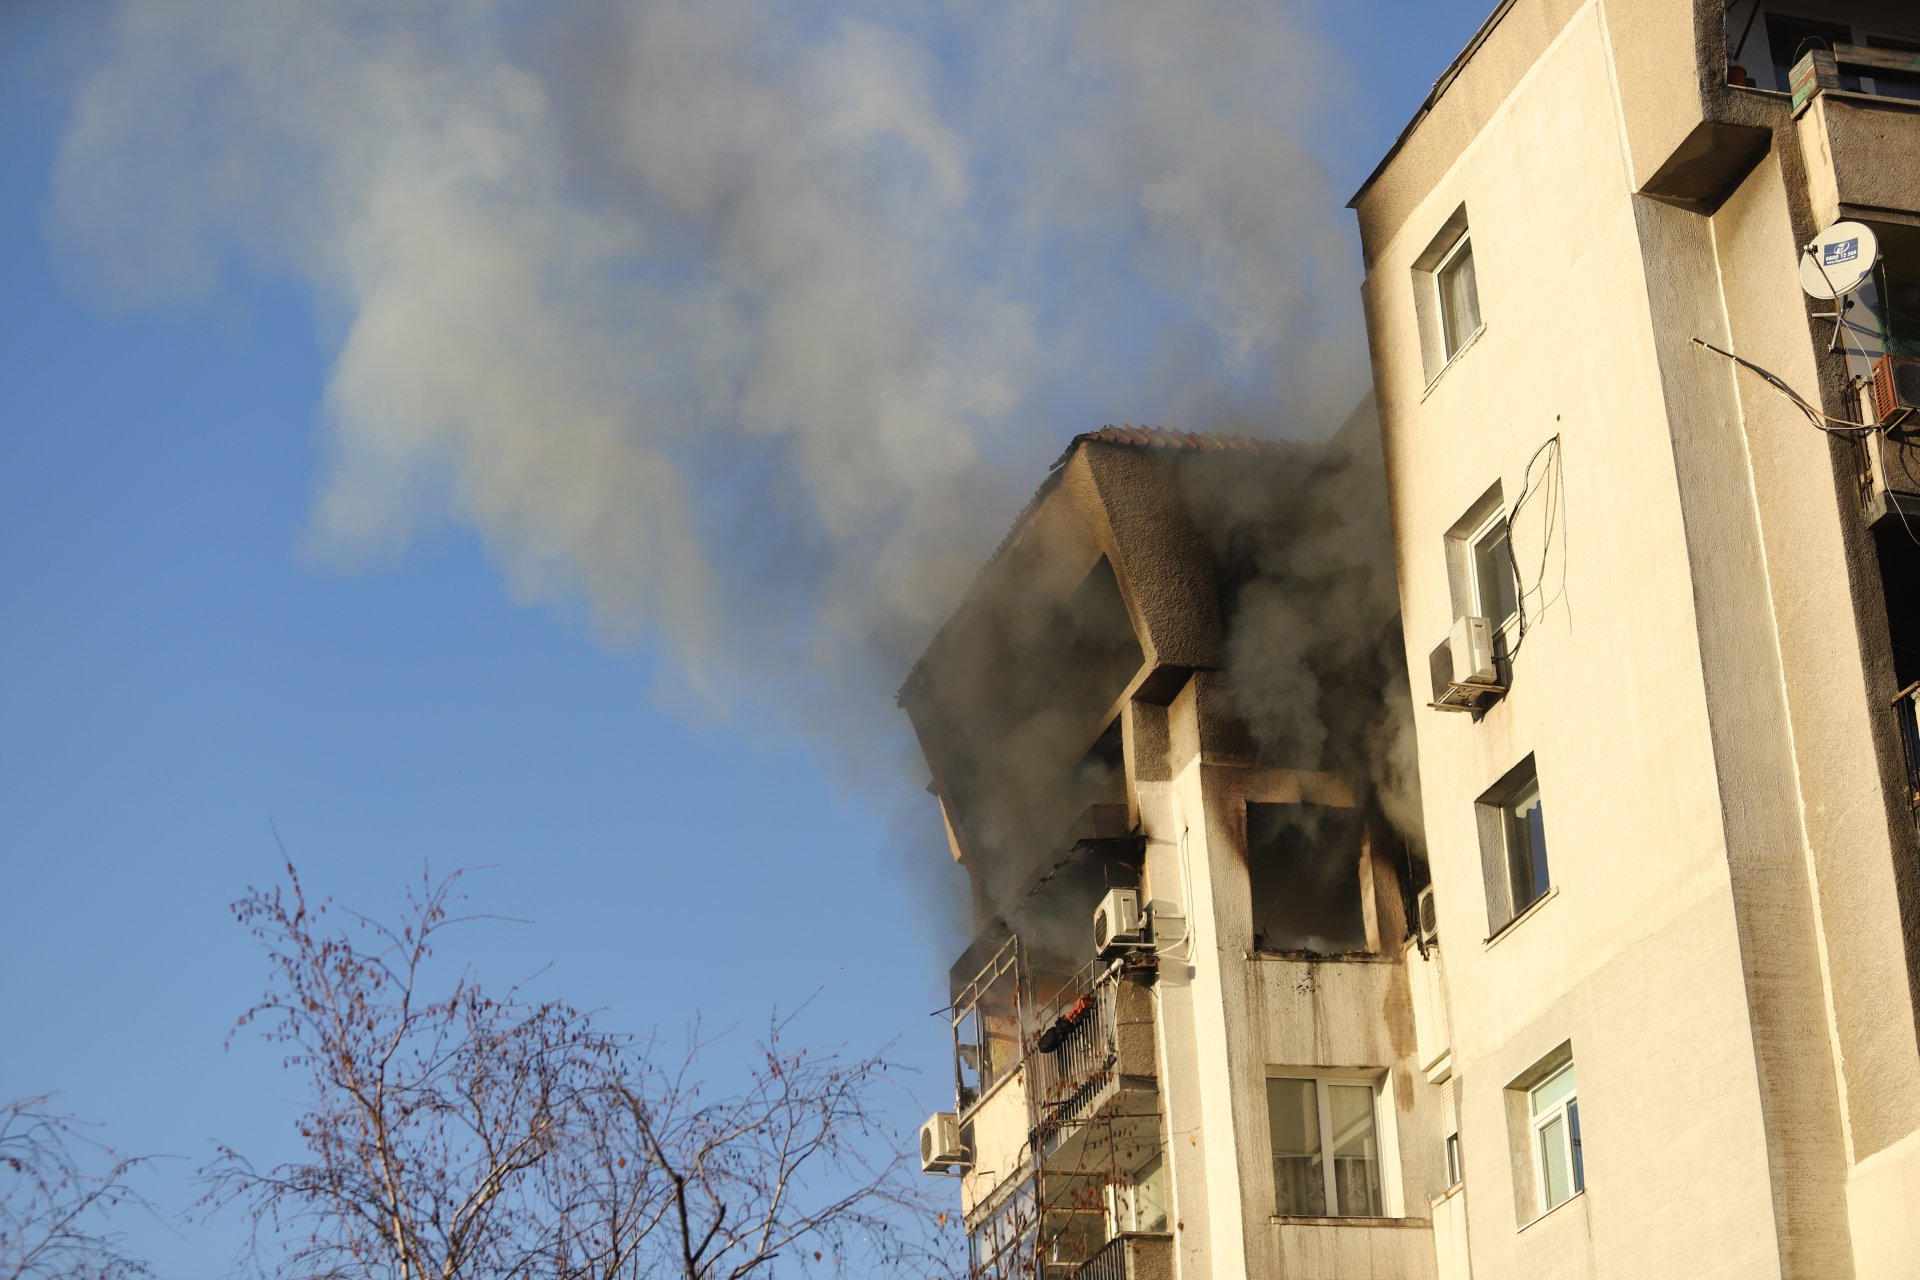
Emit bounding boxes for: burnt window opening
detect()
[1247,802,1370,955]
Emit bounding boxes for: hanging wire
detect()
[1502,434,1564,665]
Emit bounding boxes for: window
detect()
[1434,230,1482,360]
[1247,802,1369,955]
[1466,509,1518,629]
[1502,773,1549,910]
[1529,1062,1584,1213]
[1413,206,1482,381]
[1267,1077,1384,1217]
[1477,756,1550,931]
[1108,1152,1168,1233]
[1445,1131,1463,1188]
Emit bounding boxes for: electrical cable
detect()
[1501,434,1563,665]
[1689,338,1877,434]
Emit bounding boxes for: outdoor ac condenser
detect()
[920,1112,968,1175]
[1871,353,1920,429]
[1416,886,1439,947]
[1093,887,1144,958]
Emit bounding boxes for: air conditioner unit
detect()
[1093,887,1144,957]
[1871,354,1920,430]
[1429,616,1501,711]
[1451,615,1497,683]
[920,1112,968,1175]
[1416,886,1439,947]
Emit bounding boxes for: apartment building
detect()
[1351,0,1920,1276]
[907,2,1920,1278]
[901,417,1459,1280]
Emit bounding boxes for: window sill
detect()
[1246,948,1398,964]
[1421,323,1487,400]
[1482,885,1558,950]
[1517,1188,1585,1234]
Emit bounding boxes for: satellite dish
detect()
[1799,221,1878,298]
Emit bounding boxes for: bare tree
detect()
[205,862,954,1280]
[0,1095,153,1280]
[548,1020,939,1279]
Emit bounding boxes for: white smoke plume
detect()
[51,0,1368,737]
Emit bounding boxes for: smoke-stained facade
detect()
[903,407,1451,1278]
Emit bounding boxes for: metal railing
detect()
[1071,1234,1129,1280]
[1026,961,1122,1146]
[1067,1233,1173,1280]
[1897,682,1920,809]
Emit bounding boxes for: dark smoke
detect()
[1183,394,1424,850]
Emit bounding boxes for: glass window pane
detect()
[1527,797,1550,898]
[1131,1154,1168,1232]
[1506,779,1548,907]
[1328,1084,1383,1216]
[1439,241,1482,354]
[1539,1113,1571,1209]
[1530,1062,1576,1115]
[1472,520,1517,623]
[1267,1078,1324,1216]
[1568,1098,1585,1192]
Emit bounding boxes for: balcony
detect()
[1790,47,1920,225]
[1069,1232,1173,1280]
[1027,957,1157,1154]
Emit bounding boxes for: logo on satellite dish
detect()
[1823,238,1860,268]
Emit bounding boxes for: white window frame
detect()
[1266,1073,1390,1219]
[1433,229,1482,361]
[1465,508,1518,633]
[1528,1062,1583,1214]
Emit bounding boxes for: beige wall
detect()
[1356,0,1920,1276]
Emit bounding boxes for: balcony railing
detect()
[1071,1232,1174,1280]
[1027,957,1154,1148]
[1897,682,1920,809]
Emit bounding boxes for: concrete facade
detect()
[1353,1,1920,1276]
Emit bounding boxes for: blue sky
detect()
[0,1,1490,1273]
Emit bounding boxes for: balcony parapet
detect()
[1071,1232,1173,1280]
